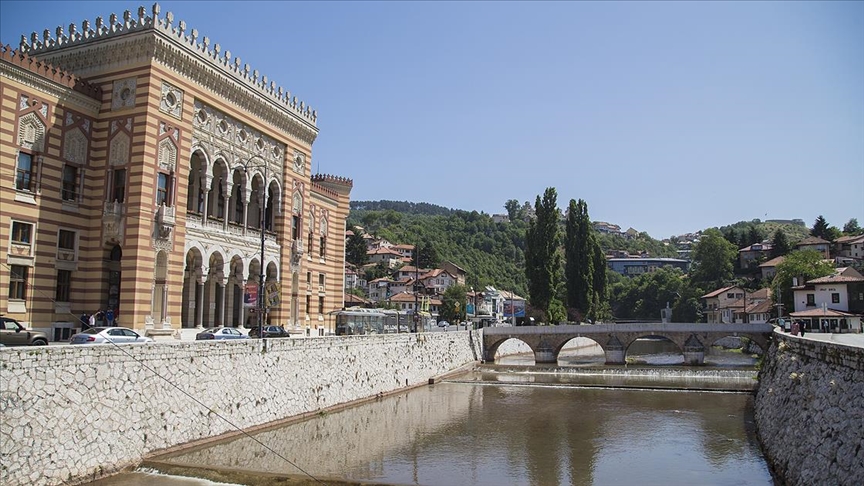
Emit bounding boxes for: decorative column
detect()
[195,277,205,328]
[201,174,212,220]
[224,180,234,231]
[238,279,247,328]
[216,278,227,327]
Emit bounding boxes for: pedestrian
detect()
[791,320,799,336]
[799,321,806,337]
[80,312,89,331]
[784,319,791,333]
[89,311,97,329]
[105,308,115,327]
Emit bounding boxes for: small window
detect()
[806,294,815,306]
[307,231,314,253]
[292,215,301,240]
[157,172,172,206]
[305,295,311,314]
[832,293,840,304]
[318,296,324,314]
[55,269,72,302]
[11,221,33,244]
[58,230,76,250]
[319,236,326,258]
[9,265,28,300]
[62,165,78,201]
[318,273,325,286]
[15,152,35,191]
[306,272,312,285]
[112,169,126,203]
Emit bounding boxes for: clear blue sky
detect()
[2,1,862,239]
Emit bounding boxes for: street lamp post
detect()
[241,155,270,340]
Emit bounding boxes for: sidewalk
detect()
[797,331,864,349]
[778,329,864,349]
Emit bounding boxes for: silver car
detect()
[69,327,153,345]
[195,327,248,340]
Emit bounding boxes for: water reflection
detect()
[132,374,771,486]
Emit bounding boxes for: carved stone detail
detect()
[63,128,88,164]
[292,151,305,175]
[109,131,130,166]
[103,201,124,244]
[111,77,137,111]
[159,81,183,119]
[158,137,177,171]
[17,111,46,151]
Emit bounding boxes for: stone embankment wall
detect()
[0,331,482,486]
[755,331,863,486]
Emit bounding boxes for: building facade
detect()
[1,5,351,339]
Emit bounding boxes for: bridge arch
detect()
[482,323,774,366]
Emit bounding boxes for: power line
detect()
[1,261,329,485]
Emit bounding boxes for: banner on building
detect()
[265,282,281,307]
[244,283,258,308]
[503,300,525,318]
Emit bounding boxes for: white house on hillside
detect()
[791,267,864,333]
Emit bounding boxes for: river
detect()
[92,339,774,486]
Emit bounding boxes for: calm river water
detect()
[93,340,774,486]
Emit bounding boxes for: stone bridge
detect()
[482,323,774,365]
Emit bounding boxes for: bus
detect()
[333,308,434,335]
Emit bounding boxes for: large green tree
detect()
[811,215,829,239]
[417,237,440,269]
[690,228,737,291]
[588,244,611,322]
[524,187,562,320]
[440,284,468,323]
[772,249,835,316]
[770,229,791,259]
[564,199,594,320]
[504,199,520,221]
[843,218,862,235]
[345,225,369,267]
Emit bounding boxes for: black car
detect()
[249,325,291,338]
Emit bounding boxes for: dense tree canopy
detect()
[564,199,594,319]
[345,225,369,267]
[525,188,562,319]
[440,284,468,323]
[690,228,737,291]
[770,229,791,259]
[843,218,862,235]
[811,215,830,239]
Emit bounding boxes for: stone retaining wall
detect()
[0,331,482,486]
[755,331,864,486]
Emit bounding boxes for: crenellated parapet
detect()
[312,174,353,187]
[312,174,353,197]
[14,3,317,126]
[0,44,102,99]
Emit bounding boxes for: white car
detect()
[437,321,450,327]
[69,327,153,344]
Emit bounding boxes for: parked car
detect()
[437,320,450,327]
[69,327,153,345]
[195,327,248,340]
[0,316,49,346]
[248,325,291,338]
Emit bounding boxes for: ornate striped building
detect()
[0,4,352,339]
